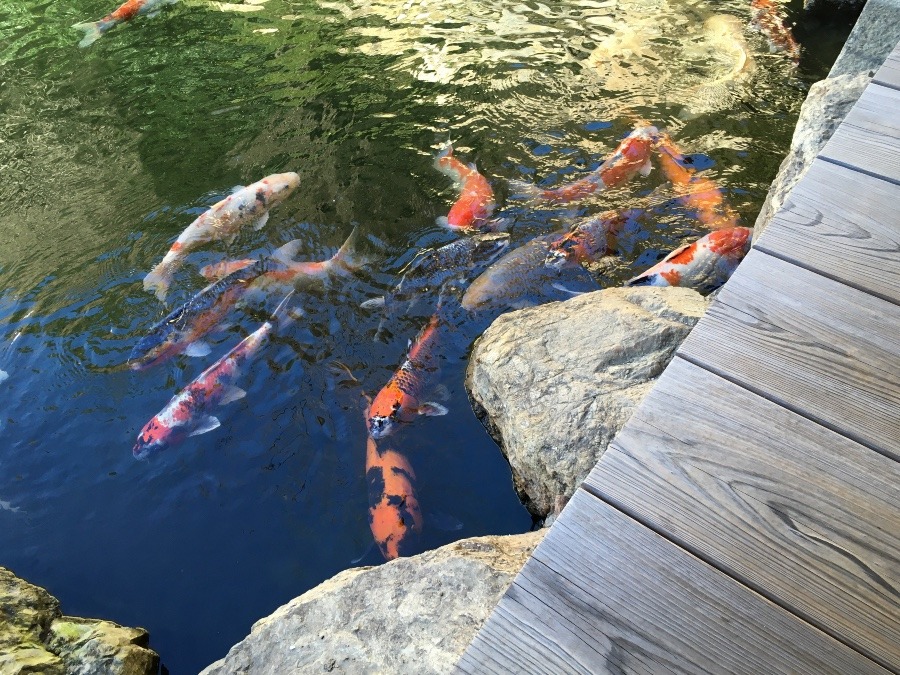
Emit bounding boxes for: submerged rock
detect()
[466,287,708,520]
[755,0,900,239]
[0,567,158,675]
[200,531,545,675]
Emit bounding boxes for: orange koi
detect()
[434,144,497,232]
[365,434,423,560]
[515,126,657,204]
[72,0,178,48]
[367,315,448,439]
[750,0,801,66]
[654,133,741,231]
[626,226,752,293]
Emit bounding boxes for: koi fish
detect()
[654,133,741,231]
[72,0,178,48]
[626,226,752,293]
[365,434,423,560]
[128,261,266,371]
[360,232,510,323]
[143,172,300,301]
[434,144,497,232]
[513,126,657,204]
[367,315,448,439]
[750,0,801,66]
[545,209,641,269]
[133,291,295,459]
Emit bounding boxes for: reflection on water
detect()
[0,0,852,672]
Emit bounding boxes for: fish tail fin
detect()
[72,20,108,48]
[507,178,542,201]
[143,257,178,302]
[326,226,369,276]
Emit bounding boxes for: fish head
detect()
[472,232,511,264]
[133,416,180,459]
[544,244,572,269]
[128,330,176,371]
[264,172,301,203]
[367,413,396,440]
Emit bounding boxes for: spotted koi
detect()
[514,126,657,204]
[750,0,801,66]
[434,144,497,232]
[143,173,300,301]
[545,209,642,269]
[72,0,178,48]
[367,314,447,439]
[626,226,752,293]
[133,291,295,459]
[654,133,741,231]
[365,433,423,560]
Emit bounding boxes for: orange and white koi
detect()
[626,226,752,293]
[515,126,658,204]
[434,144,497,232]
[143,172,300,301]
[133,291,295,459]
[545,209,642,269]
[750,0,801,66]
[367,315,447,439]
[654,133,741,231]
[72,0,177,48]
[365,432,423,560]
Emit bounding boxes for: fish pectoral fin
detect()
[417,402,448,417]
[360,296,386,310]
[639,158,653,177]
[427,511,464,532]
[431,383,451,402]
[435,216,450,228]
[551,282,587,297]
[252,212,270,231]
[219,385,247,405]
[229,184,247,194]
[188,415,222,437]
[184,341,212,358]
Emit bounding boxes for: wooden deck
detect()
[456,43,900,674]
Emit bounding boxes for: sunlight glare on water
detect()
[0,0,853,671]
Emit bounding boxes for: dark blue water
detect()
[0,0,853,672]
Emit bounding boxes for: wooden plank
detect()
[820,84,900,183]
[586,358,900,670]
[457,491,889,675]
[677,249,900,459]
[873,44,900,89]
[754,158,900,304]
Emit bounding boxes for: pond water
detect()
[0,0,854,672]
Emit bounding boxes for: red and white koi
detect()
[545,209,642,269]
[367,315,447,439]
[72,0,177,48]
[750,0,801,66]
[143,172,300,301]
[133,292,295,459]
[514,126,657,204]
[365,432,423,560]
[654,133,741,231]
[626,226,752,293]
[434,144,497,232]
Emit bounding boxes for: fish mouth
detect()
[544,250,569,269]
[132,437,168,460]
[367,416,393,440]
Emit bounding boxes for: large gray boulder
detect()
[201,531,544,675]
[0,567,158,675]
[466,287,709,521]
[755,0,900,239]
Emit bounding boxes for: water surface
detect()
[0,0,853,672]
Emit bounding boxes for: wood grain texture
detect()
[587,357,900,670]
[874,45,900,89]
[754,158,900,304]
[678,249,900,459]
[456,491,889,675]
[820,84,900,183]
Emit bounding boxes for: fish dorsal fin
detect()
[252,211,270,231]
[188,415,221,437]
[184,341,212,358]
[360,296,386,310]
[219,385,247,406]
[271,239,304,265]
[660,241,695,263]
